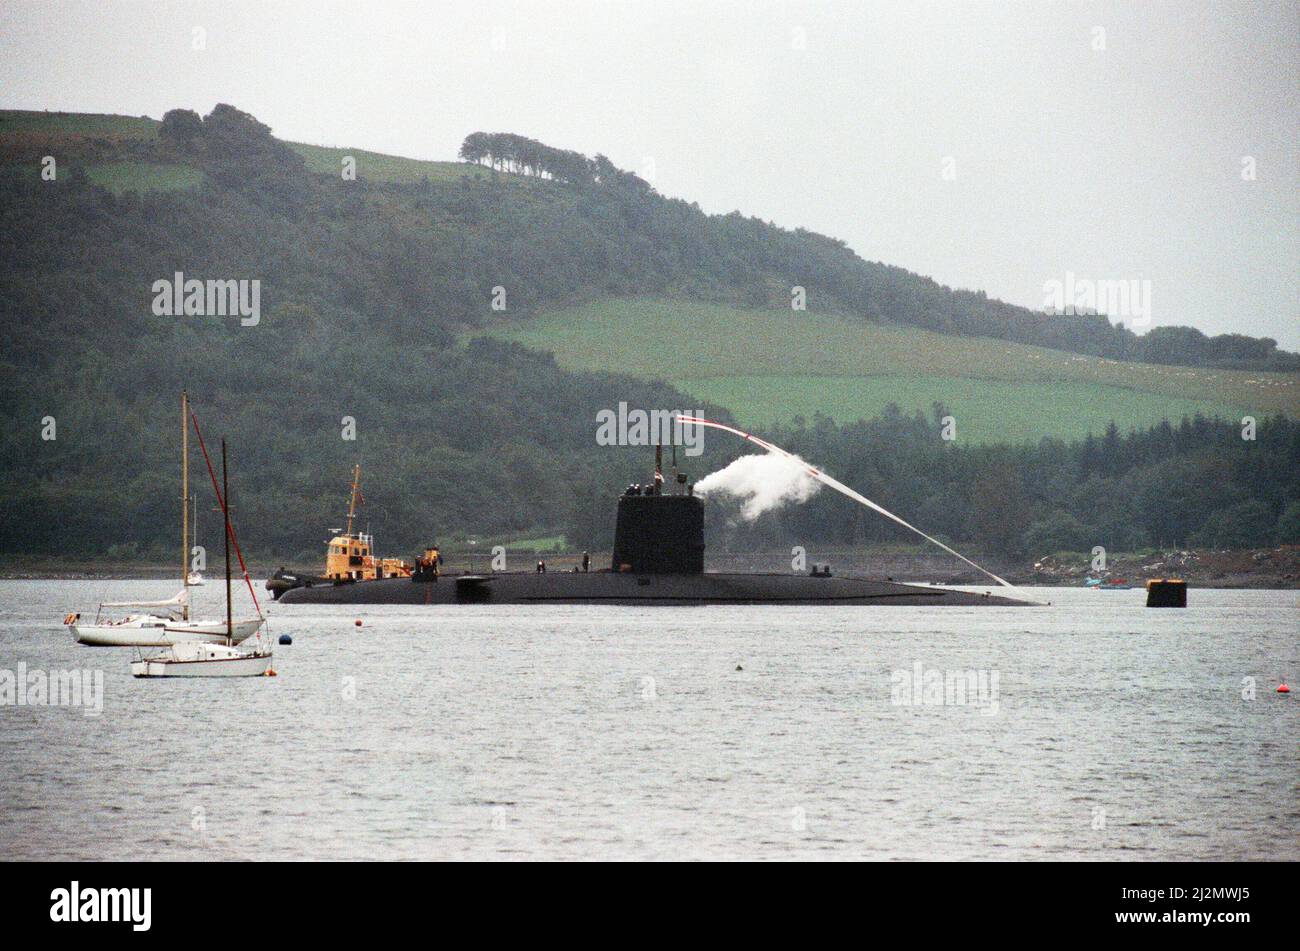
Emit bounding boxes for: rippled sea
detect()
[1,580,1295,860]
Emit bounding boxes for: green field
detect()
[502,534,567,552]
[0,110,159,138]
[290,143,491,184]
[489,298,1298,443]
[677,375,1249,443]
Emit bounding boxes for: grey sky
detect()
[4,0,1296,348]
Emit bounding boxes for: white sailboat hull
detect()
[73,617,263,647]
[68,392,268,659]
[131,643,273,678]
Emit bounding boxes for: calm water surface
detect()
[1,580,1295,860]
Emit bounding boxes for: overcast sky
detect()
[4,0,1296,348]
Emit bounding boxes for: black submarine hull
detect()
[275,571,1030,606]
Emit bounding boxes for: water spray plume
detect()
[678,415,1017,591]
[695,451,820,518]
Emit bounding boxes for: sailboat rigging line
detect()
[676,415,1023,595]
[188,408,264,618]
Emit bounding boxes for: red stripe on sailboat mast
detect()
[188,408,264,618]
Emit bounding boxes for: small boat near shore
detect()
[1084,576,1134,590]
[131,640,273,678]
[72,608,263,646]
[265,464,416,599]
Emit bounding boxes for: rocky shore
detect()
[1026,546,1300,589]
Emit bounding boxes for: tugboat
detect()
[266,464,413,598]
[271,448,1031,607]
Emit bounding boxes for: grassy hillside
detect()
[1,106,1296,559]
[0,110,486,188]
[676,377,1239,445]
[489,298,1296,442]
[0,109,159,139]
[5,108,1296,370]
[291,143,491,184]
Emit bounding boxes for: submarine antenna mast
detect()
[345,463,361,537]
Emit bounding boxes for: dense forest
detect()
[0,105,1296,562]
[664,411,1300,561]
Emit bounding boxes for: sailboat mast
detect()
[345,463,360,537]
[222,438,232,643]
[181,390,190,620]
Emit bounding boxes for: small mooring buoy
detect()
[1145,578,1187,608]
[278,634,292,645]
[355,619,363,627]
[1278,683,1291,694]
[735,664,743,671]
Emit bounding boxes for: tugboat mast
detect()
[345,463,361,538]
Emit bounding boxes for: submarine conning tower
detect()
[611,491,705,574]
[610,445,705,574]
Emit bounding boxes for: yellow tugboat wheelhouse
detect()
[323,464,412,582]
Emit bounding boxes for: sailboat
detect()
[133,437,273,678]
[69,391,263,646]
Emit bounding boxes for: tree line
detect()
[457,131,651,191]
[629,409,1300,562]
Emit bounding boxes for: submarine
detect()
[271,451,1031,607]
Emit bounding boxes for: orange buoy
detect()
[264,668,277,677]
[355,619,363,627]
[1278,683,1290,694]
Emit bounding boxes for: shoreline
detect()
[4,545,1296,589]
